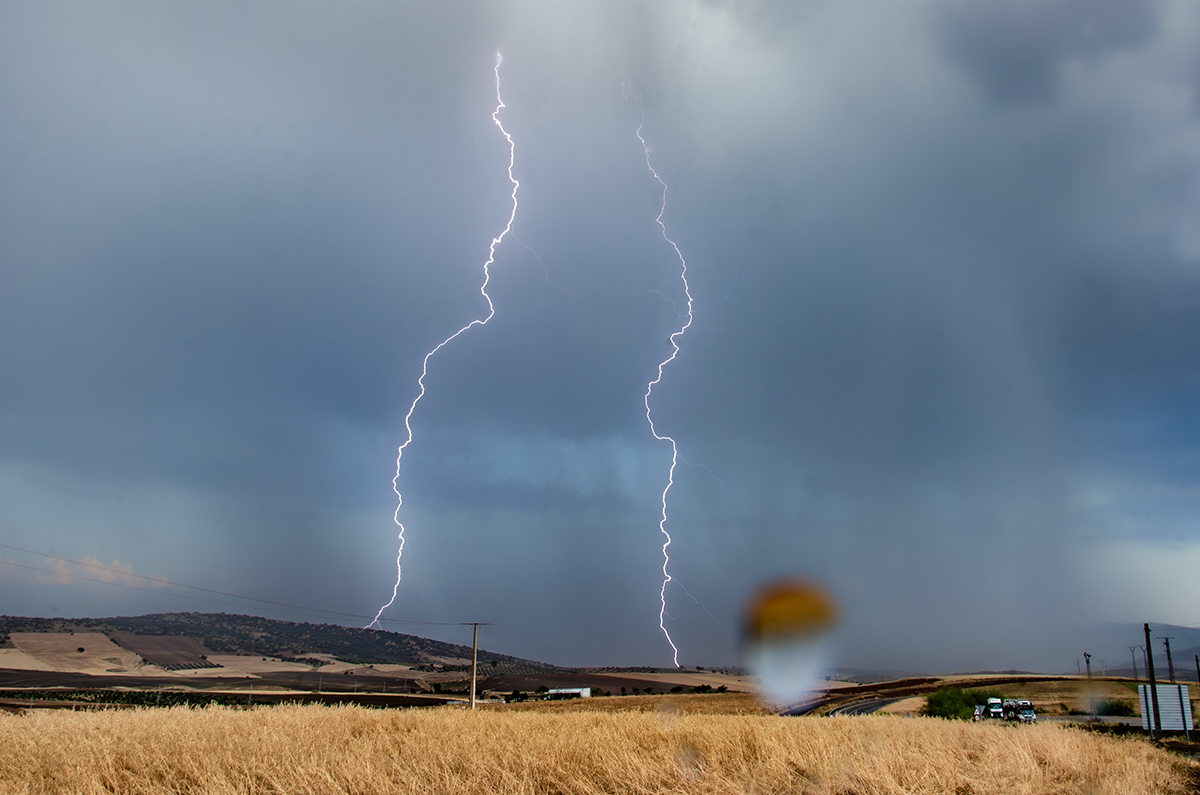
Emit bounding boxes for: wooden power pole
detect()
[463,622,492,710]
[469,623,479,710]
[1084,653,1094,720]
[1162,637,1176,684]
[1145,623,1162,738]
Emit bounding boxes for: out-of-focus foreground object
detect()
[742,579,837,707]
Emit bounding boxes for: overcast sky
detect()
[3,0,1200,672]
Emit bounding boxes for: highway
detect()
[827,698,904,716]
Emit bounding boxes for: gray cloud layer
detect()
[2,0,1199,671]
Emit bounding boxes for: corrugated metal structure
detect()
[1139,684,1193,732]
[545,687,590,700]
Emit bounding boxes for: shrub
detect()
[923,687,1006,720]
[923,687,975,720]
[1096,699,1135,717]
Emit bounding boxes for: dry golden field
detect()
[1,703,1195,794]
[483,692,772,716]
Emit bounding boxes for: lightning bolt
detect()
[368,53,519,629]
[628,8,696,667]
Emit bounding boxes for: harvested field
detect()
[878,696,925,715]
[108,632,219,670]
[178,654,311,678]
[1,704,1195,794]
[9,632,144,674]
[0,648,57,672]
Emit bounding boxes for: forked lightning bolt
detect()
[639,126,692,667]
[628,8,696,667]
[368,54,519,629]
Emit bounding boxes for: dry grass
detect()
[2,704,1195,794]
[484,692,772,716]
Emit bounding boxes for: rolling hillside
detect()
[0,613,560,672]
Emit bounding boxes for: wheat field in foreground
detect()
[2,704,1196,794]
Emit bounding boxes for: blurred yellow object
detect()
[742,580,837,707]
[743,580,836,640]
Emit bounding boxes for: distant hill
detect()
[0,613,560,672]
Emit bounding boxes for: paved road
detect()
[779,697,824,716]
[828,698,904,716]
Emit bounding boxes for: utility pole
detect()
[1161,637,1176,684]
[1084,653,1094,720]
[462,623,492,710]
[1145,623,1162,738]
[1129,646,1140,682]
[1195,655,1198,686]
[470,623,478,710]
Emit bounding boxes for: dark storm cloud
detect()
[931,0,1159,105]
[594,0,1200,667]
[3,0,1200,670]
[1,0,513,488]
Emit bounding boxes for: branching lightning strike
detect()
[627,8,696,667]
[368,53,519,629]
